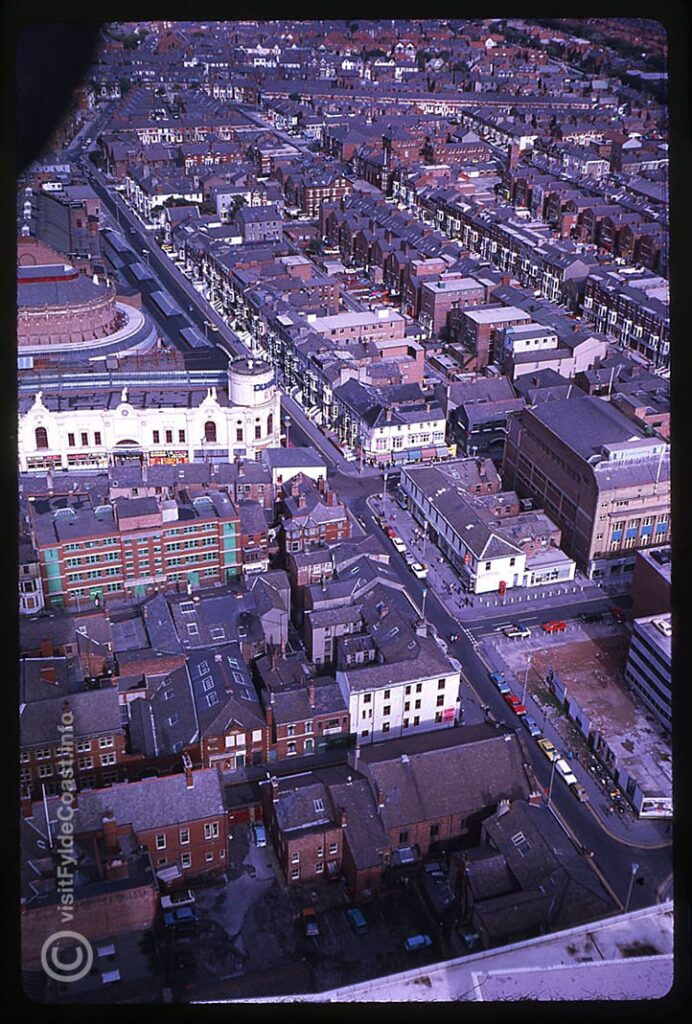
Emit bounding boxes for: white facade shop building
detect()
[18,358,282,472]
[401,461,576,596]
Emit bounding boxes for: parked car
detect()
[541,620,566,633]
[403,551,416,566]
[160,890,195,911]
[555,758,578,787]
[410,562,428,579]
[345,907,368,935]
[253,823,267,847]
[503,623,531,639]
[503,693,527,716]
[302,907,319,937]
[571,782,589,802]
[488,671,511,694]
[521,714,542,738]
[538,738,559,762]
[391,536,407,553]
[405,933,432,952]
[580,611,604,624]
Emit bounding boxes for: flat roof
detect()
[464,306,532,325]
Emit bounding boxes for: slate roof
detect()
[269,678,346,725]
[358,725,531,828]
[21,688,122,747]
[69,767,226,832]
[128,664,198,757]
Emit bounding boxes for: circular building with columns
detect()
[17,237,157,364]
[18,357,281,472]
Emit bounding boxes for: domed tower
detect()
[226,356,281,455]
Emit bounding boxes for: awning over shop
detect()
[422,447,437,460]
[406,449,422,462]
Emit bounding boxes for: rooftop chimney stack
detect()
[340,806,347,827]
[271,776,279,802]
[102,810,119,853]
[182,752,194,789]
[308,684,315,709]
[377,787,385,809]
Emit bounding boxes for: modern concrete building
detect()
[624,614,672,736]
[502,396,670,578]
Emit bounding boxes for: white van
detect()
[555,758,577,787]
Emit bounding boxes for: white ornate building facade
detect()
[18,358,282,472]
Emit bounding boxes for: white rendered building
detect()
[18,358,282,472]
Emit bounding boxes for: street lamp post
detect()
[421,521,428,564]
[421,587,428,622]
[547,755,558,810]
[522,654,532,706]
[625,862,639,913]
[283,415,291,448]
[382,471,388,518]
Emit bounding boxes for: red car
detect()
[503,693,527,716]
[541,620,566,633]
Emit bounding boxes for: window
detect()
[204,822,220,840]
[329,843,338,855]
[485,561,491,570]
[286,725,296,737]
[94,431,102,445]
[35,427,48,449]
[179,429,186,443]
[361,729,369,738]
[205,851,214,863]
[413,715,420,726]
[236,426,244,442]
[415,699,421,710]
[435,711,443,723]
[204,421,217,442]
[76,740,91,753]
[430,823,440,838]
[305,721,313,733]
[68,433,75,447]
[291,868,300,880]
[384,689,391,699]
[180,828,190,845]
[153,430,160,444]
[77,757,93,770]
[100,752,116,766]
[415,684,422,693]
[399,831,409,845]
[81,432,88,446]
[383,705,391,716]
[181,853,192,868]
[405,685,411,695]
[291,851,300,863]
[255,423,262,440]
[98,737,114,748]
[156,834,166,850]
[436,695,444,707]
[363,693,372,704]
[165,429,173,444]
[287,741,297,755]
[438,679,446,689]
[382,722,390,733]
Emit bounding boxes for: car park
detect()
[302,907,319,937]
[410,562,428,579]
[538,738,559,762]
[521,714,542,738]
[541,620,566,633]
[503,623,531,639]
[405,933,432,952]
[253,823,267,847]
[502,693,527,716]
[345,907,368,935]
[571,782,589,802]
[488,671,511,694]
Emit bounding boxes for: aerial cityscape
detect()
[17,18,674,1004]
